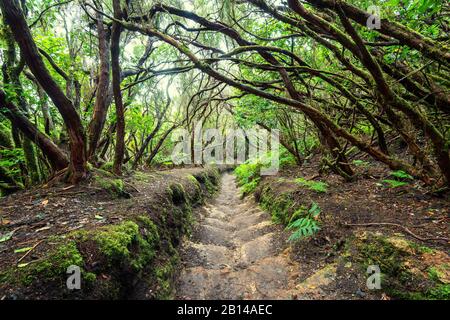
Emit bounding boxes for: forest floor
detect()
[252,160,449,299]
[176,161,449,300]
[0,162,449,300]
[0,168,189,272]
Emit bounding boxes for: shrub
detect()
[235,161,262,195]
[286,202,321,241]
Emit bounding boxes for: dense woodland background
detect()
[0,0,449,195]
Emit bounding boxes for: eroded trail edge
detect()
[176,173,329,299]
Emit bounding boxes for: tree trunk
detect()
[111,0,125,175]
[88,11,111,160]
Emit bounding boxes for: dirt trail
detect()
[175,173,333,300]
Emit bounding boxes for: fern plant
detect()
[287,202,321,241]
[382,179,408,188]
[381,170,414,188]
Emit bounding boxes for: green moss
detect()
[0,240,84,287]
[133,171,152,182]
[0,122,14,149]
[187,175,204,204]
[133,216,160,270]
[351,232,450,300]
[168,183,187,205]
[135,215,159,242]
[190,169,220,196]
[94,175,128,198]
[199,172,218,195]
[240,178,260,196]
[90,219,161,272]
[92,167,115,178]
[427,284,450,300]
[428,266,443,282]
[391,284,450,300]
[100,162,114,172]
[92,221,154,272]
[187,174,199,185]
[153,252,179,299]
[408,242,434,254]
[83,272,97,285]
[358,236,407,275]
[94,221,139,261]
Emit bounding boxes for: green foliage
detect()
[352,159,370,167]
[0,231,14,243]
[286,202,321,241]
[390,170,414,180]
[382,179,409,188]
[93,221,140,262]
[353,232,450,300]
[295,177,328,193]
[0,148,25,179]
[240,178,260,194]
[234,161,262,195]
[279,147,297,167]
[259,186,294,224]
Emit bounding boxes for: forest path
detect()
[175,173,333,299]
